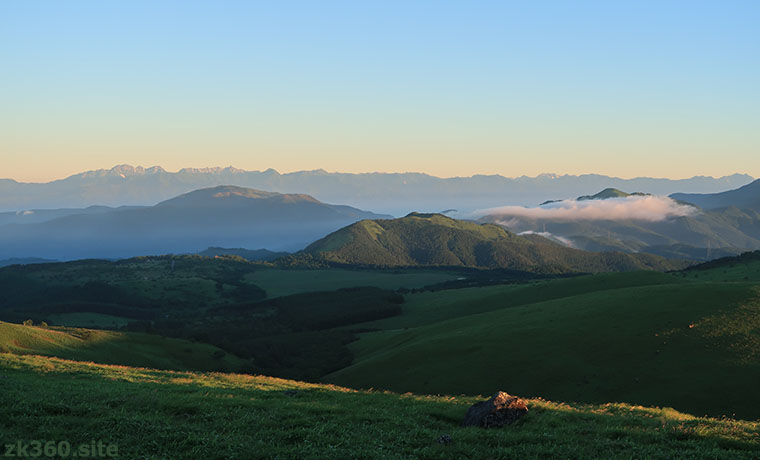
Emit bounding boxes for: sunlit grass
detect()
[0,321,248,372]
[1,353,757,459]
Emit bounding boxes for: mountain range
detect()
[0,186,388,260]
[2,168,759,265]
[0,164,753,216]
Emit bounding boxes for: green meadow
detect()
[1,354,757,460]
[328,271,760,420]
[682,258,760,282]
[347,271,684,330]
[2,252,760,460]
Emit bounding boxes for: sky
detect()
[1,1,758,183]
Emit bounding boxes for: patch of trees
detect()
[146,287,404,381]
[215,287,403,331]
[684,250,760,272]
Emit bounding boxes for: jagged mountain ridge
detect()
[0,164,752,215]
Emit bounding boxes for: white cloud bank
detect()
[474,195,698,222]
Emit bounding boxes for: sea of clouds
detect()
[472,195,698,222]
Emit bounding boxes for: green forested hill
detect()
[303,213,687,273]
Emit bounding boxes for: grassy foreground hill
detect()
[1,353,758,459]
[0,321,247,372]
[302,213,685,273]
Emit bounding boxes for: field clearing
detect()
[1,354,757,459]
[247,267,461,298]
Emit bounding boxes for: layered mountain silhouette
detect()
[671,179,760,211]
[300,213,684,273]
[0,205,145,226]
[4,171,759,264]
[0,164,752,215]
[0,186,389,260]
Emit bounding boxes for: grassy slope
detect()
[682,251,760,282]
[0,321,247,372]
[1,354,757,460]
[684,260,760,282]
[349,271,682,330]
[328,274,760,420]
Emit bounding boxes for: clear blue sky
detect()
[1,1,758,182]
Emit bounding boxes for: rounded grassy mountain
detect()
[156,185,322,208]
[576,188,649,201]
[303,213,684,273]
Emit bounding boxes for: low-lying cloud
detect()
[518,230,575,247]
[474,195,697,222]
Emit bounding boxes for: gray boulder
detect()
[462,391,528,428]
